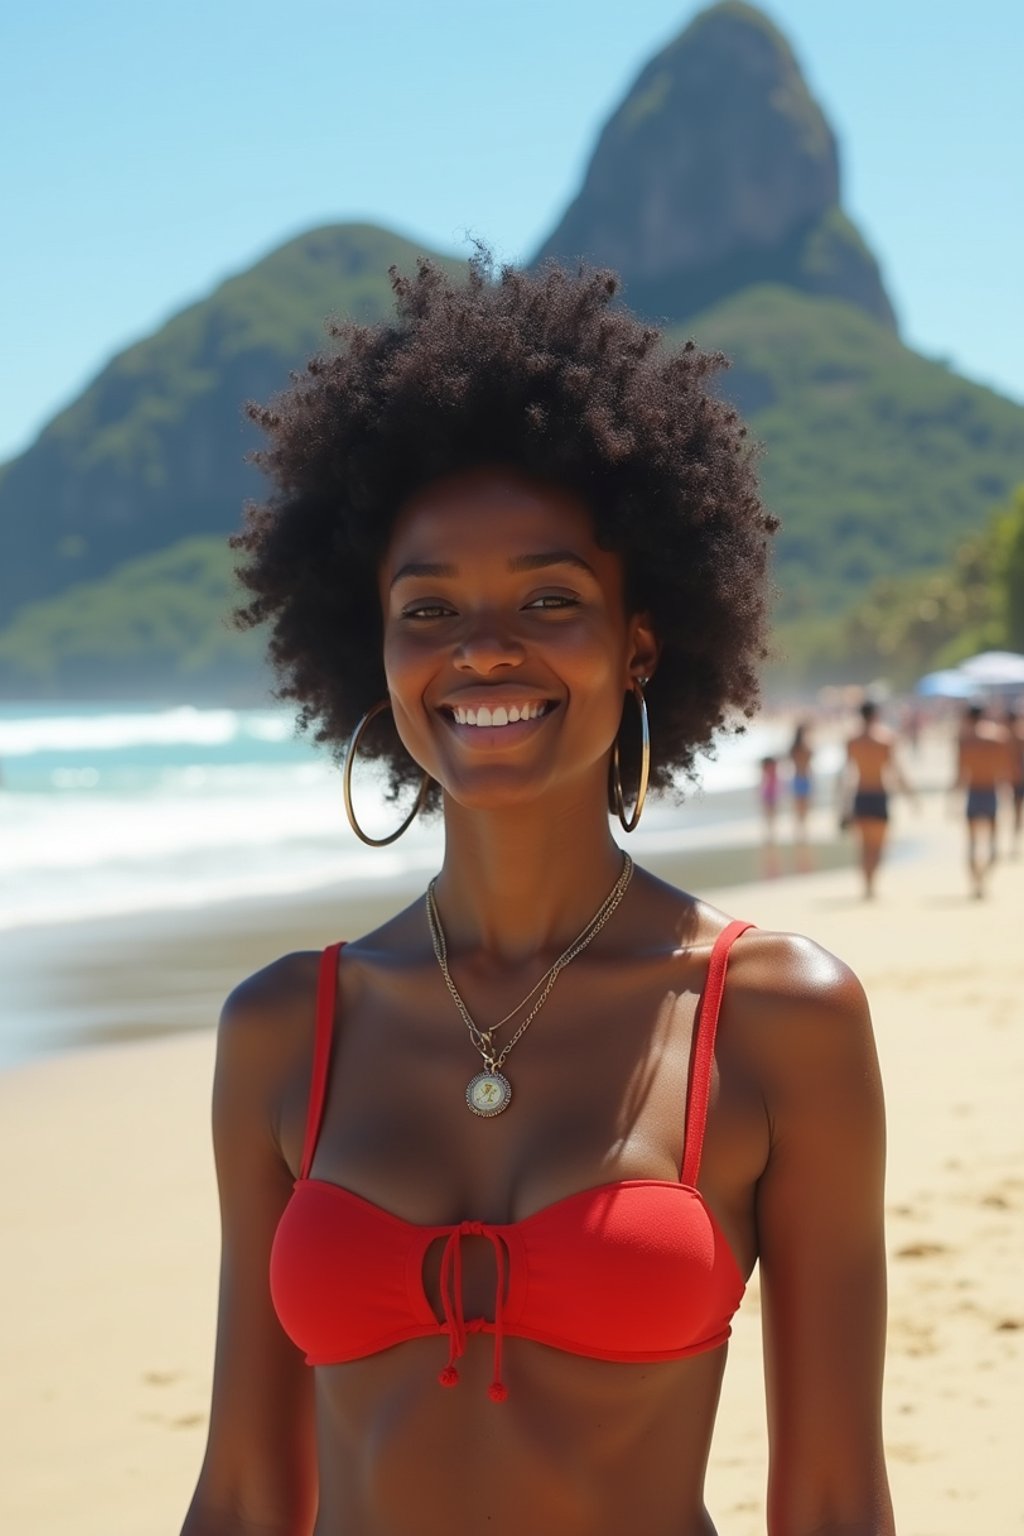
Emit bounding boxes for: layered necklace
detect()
[425,854,634,1117]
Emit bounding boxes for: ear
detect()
[625,611,661,687]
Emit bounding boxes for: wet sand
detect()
[0,816,858,1066]
[1,789,1021,1534]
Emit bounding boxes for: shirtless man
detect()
[957,704,1013,896]
[845,700,913,899]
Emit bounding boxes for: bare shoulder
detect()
[215,950,325,1096]
[724,925,865,1011]
[641,879,867,1029]
[220,949,321,1039]
[216,895,433,1075]
[715,925,875,1089]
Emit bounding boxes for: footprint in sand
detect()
[889,1313,940,1357]
[886,1440,931,1464]
[140,1408,208,1429]
[980,1191,1012,1209]
[894,1240,951,1260]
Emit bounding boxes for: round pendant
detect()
[466,1070,512,1117]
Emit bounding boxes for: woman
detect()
[181,259,893,1535]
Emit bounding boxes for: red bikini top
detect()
[270,920,752,1401]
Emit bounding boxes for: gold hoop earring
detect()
[610,677,650,833]
[342,698,431,846]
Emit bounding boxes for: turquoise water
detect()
[0,701,821,935]
[0,700,848,1069]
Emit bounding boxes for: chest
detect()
[277,954,763,1243]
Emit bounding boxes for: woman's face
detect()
[378,466,657,813]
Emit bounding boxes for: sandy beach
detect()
[2,787,1022,1535]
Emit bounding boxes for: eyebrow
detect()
[389,550,598,590]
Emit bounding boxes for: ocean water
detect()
[0,701,837,935]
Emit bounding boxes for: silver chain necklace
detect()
[425,854,634,1116]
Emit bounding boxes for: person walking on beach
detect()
[844,700,912,899]
[956,704,1012,897]
[1005,705,1024,857]
[181,258,894,1536]
[787,720,813,870]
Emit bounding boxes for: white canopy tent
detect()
[956,651,1024,688]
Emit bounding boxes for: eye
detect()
[401,602,455,620]
[524,594,580,611]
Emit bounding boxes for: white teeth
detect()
[451,703,548,727]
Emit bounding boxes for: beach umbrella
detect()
[957,651,1024,687]
[914,669,978,699]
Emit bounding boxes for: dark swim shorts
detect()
[966,786,998,821]
[852,790,889,822]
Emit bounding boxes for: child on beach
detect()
[757,755,781,877]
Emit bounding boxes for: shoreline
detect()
[0,814,863,1069]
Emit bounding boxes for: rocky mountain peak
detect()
[533,1,896,329]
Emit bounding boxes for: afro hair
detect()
[233,253,778,808]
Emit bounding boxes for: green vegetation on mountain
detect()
[0,225,466,618]
[0,537,260,698]
[1002,485,1024,651]
[772,482,1024,687]
[1,270,1022,698]
[675,285,1024,619]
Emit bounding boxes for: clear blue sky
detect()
[2,0,1022,463]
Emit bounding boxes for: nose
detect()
[453,614,526,675]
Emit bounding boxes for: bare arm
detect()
[748,937,895,1536]
[180,964,318,1536]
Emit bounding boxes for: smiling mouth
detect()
[444,701,557,729]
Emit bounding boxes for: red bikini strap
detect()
[681,920,754,1188]
[298,942,345,1181]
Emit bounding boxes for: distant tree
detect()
[836,527,1001,684]
[769,482,1024,689]
[992,483,1024,651]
